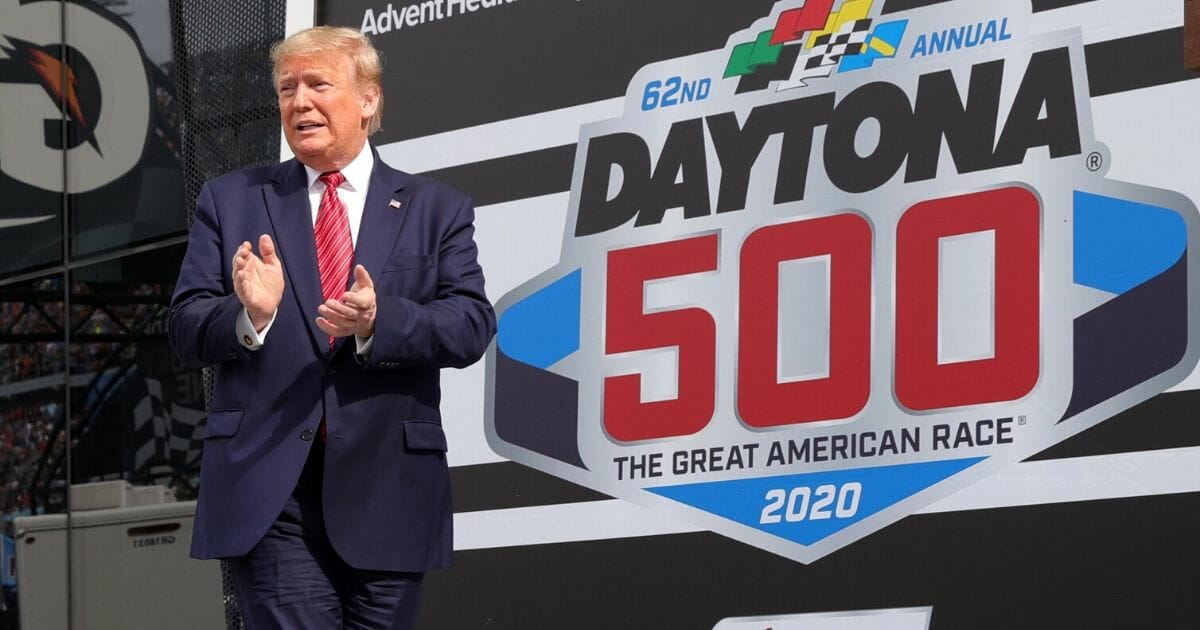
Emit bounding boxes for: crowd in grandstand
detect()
[0,399,62,515]
[0,279,173,516]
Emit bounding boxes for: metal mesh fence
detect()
[168,2,286,627]
[170,1,286,213]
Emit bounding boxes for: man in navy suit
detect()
[169,25,495,629]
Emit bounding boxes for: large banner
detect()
[319,0,1200,627]
[485,0,1200,564]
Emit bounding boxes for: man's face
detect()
[276,52,378,172]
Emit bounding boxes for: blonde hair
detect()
[270,26,384,134]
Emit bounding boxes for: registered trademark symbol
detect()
[1086,152,1103,171]
[1018,415,1027,425]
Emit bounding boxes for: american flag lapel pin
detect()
[389,199,402,208]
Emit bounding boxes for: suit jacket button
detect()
[300,429,314,441]
[326,365,337,375]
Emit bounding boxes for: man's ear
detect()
[361,85,381,119]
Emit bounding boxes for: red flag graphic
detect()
[770,0,836,45]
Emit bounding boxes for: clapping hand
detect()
[317,264,377,339]
[233,234,285,332]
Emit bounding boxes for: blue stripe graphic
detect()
[1074,191,1186,295]
[497,269,582,369]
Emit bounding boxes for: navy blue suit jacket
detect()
[168,151,495,572]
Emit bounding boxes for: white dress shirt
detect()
[236,143,376,353]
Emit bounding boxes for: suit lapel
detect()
[353,153,410,282]
[264,160,327,353]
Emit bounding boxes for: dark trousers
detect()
[227,442,424,629]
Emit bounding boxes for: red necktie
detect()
[314,171,353,348]
[315,172,352,443]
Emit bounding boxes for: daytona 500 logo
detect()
[484,0,1200,563]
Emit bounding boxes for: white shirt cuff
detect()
[355,334,374,356]
[236,307,277,350]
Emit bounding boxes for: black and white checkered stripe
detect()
[132,377,205,472]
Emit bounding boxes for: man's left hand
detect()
[317,264,377,339]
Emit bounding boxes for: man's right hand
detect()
[233,234,285,331]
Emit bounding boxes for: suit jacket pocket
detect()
[403,421,448,452]
[203,409,244,439]
[382,253,433,273]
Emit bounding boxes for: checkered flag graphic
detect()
[133,377,206,472]
[779,18,872,90]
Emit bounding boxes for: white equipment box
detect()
[14,497,224,630]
